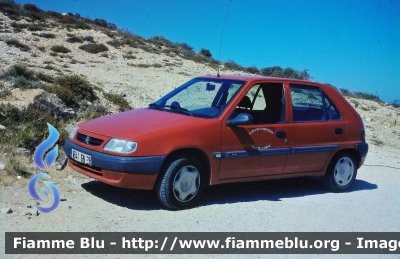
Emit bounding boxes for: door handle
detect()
[276,130,286,138]
[334,128,343,134]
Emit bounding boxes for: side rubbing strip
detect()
[291,145,338,154]
[214,145,338,159]
[213,148,290,158]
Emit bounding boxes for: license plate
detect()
[71,149,92,166]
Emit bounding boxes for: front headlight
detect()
[69,126,79,139]
[104,138,137,153]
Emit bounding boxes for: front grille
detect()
[76,133,104,146]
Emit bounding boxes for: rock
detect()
[78,99,92,106]
[65,108,75,114]
[365,117,372,122]
[6,88,45,109]
[382,118,397,128]
[26,165,39,171]
[0,124,5,130]
[33,91,77,123]
[2,208,12,214]
[17,148,30,156]
[77,100,91,110]
[0,163,5,170]
[56,151,67,170]
[27,205,32,208]
[120,92,126,97]
[60,197,67,201]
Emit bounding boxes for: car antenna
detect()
[217,0,232,77]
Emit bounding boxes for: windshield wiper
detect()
[148,103,165,111]
[165,105,193,116]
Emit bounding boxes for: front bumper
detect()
[64,140,165,189]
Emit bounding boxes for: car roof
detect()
[199,74,319,85]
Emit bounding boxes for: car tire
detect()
[323,153,358,192]
[157,155,204,210]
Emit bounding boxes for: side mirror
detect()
[206,83,216,91]
[226,113,254,126]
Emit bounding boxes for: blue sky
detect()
[16,0,400,103]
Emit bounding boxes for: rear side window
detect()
[290,84,341,122]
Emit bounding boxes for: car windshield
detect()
[149,77,246,118]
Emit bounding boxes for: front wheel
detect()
[323,153,358,192]
[156,155,204,210]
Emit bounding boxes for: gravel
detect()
[0,145,399,259]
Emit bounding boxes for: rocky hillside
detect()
[0,3,399,184]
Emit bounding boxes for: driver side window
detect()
[230,83,285,124]
[230,84,265,121]
[245,84,266,110]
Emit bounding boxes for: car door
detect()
[283,83,345,174]
[218,83,290,180]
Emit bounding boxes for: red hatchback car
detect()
[65,75,368,209]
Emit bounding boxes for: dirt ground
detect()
[1,144,399,259]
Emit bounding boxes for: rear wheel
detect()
[157,155,204,210]
[323,153,357,192]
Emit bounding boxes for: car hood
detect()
[78,108,204,139]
